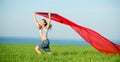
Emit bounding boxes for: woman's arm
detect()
[46,12,51,28]
[33,13,39,28]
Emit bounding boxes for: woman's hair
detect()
[39,19,52,29]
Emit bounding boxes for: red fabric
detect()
[35,12,120,55]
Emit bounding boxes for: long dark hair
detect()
[39,19,52,29]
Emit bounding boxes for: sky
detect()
[0,0,120,41]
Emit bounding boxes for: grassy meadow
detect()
[0,44,120,62]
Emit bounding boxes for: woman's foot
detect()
[37,52,41,55]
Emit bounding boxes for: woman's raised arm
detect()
[46,12,51,28]
[33,13,39,28]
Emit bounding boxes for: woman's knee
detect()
[35,45,39,50]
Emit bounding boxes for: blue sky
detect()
[0,0,120,41]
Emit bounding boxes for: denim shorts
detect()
[38,39,50,52]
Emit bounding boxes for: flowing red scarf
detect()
[35,12,120,55]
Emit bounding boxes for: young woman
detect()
[33,12,51,55]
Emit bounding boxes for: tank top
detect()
[39,27,48,36]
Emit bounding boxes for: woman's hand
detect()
[33,13,36,17]
[48,12,51,16]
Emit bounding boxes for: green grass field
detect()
[0,44,120,62]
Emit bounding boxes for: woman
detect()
[33,12,51,55]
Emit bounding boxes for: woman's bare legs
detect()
[35,45,41,55]
[35,45,51,55]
